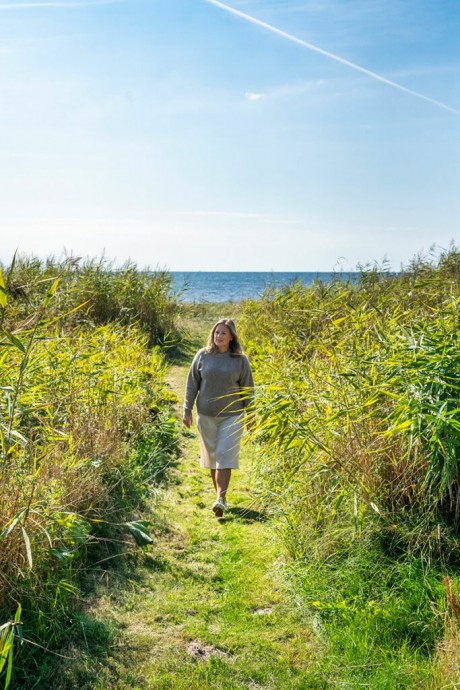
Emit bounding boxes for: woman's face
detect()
[214,324,233,352]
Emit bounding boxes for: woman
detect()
[182,318,254,517]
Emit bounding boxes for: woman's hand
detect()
[246,413,255,432]
[183,414,193,428]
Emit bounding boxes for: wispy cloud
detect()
[175,211,267,218]
[173,210,299,224]
[0,0,124,9]
[271,79,325,99]
[245,91,265,101]
[2,213,299,226]
[205,0,460,116]
[244,79,326,103]
[391,63,460,80]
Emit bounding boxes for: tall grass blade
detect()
[0,271,7,309]
[20,527,33,570]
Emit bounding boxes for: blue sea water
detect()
[171,271,360,303]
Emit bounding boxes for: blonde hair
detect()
[205,318,243,355]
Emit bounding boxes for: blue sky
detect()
[0,0,459,271]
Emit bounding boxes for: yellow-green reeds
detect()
[239,247,460,685]
[0,256,179,686]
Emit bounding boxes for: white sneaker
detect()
[212,499,226,517]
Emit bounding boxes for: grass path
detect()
[75,356,318,689]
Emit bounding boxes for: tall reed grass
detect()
[0,255,179,687]
[240,246,460,686]
[1,253,180,348]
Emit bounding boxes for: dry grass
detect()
[433,621,460,688]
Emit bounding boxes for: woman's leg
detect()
[211,469,231,516]
[210,469,231,501]
[215,468,231,502]
[211,416,242,515]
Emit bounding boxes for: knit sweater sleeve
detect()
[239,355,255,410]
[183,349,202,416]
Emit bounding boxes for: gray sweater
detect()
[184,348,254,418]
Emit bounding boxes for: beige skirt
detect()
[196,413,244,469]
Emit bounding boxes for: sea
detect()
[171,271,360,303]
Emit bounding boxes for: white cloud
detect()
[242,79,326,106]
[245,91,265,101]
[172,210,299,224]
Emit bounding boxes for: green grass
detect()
[282,536,442,688]
[43,356,319,690]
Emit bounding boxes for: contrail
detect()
[205,0,460,116]
[0,0,124,8]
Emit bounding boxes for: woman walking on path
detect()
[182,319,254,517]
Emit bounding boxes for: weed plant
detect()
[240,246,460,686]
[0,256,180,687]
[0,253,181,349]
